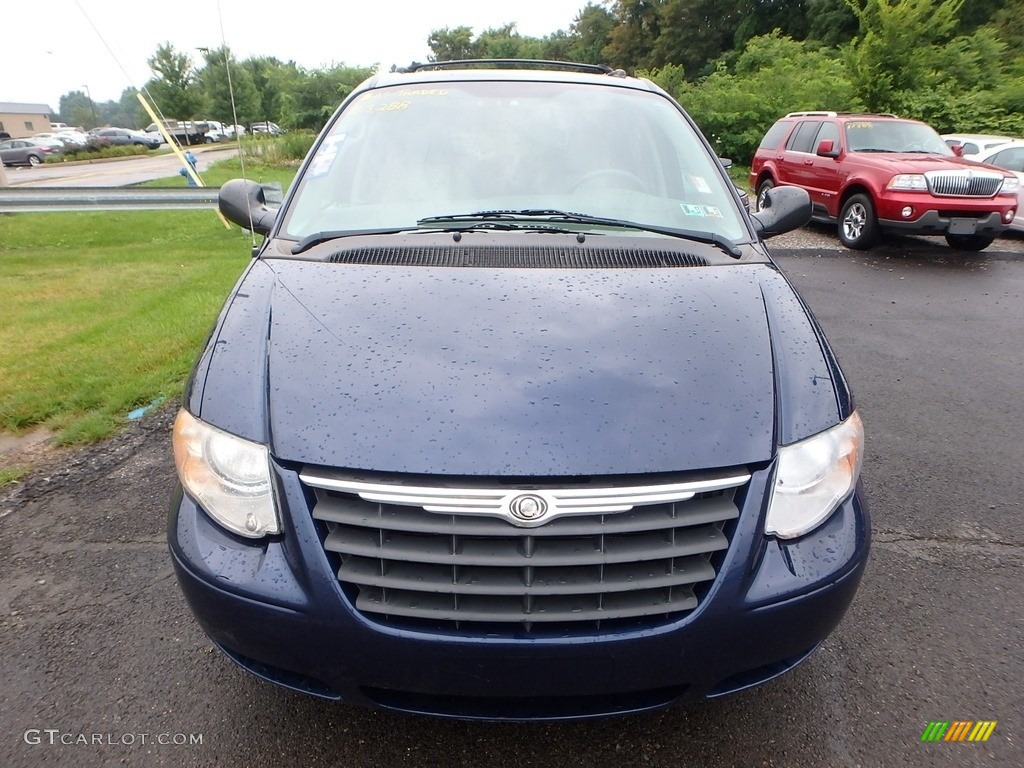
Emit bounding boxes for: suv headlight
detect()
[999,176,1020,194]
[765,412,864,540]
[886,174,928,192]
[172,409,279,538]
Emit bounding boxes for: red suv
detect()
[750,112,1019,251]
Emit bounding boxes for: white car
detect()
[196,120,226,143]
[975,139,1024,232]
[942,133,1015,160]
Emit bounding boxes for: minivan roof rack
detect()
[399,59,627,76]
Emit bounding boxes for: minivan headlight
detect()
[765,412,864,540]
[172,409,279,538]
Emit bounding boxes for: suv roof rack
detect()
[784,111,901,118]
[399,59,627,77]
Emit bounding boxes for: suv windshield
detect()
[845,119,952,155]
[281,80,746,243]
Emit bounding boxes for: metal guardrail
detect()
[0,184,282,213]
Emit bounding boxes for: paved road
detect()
[1,145,237,188]
[0,236,1021,767]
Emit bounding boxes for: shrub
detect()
[49,145,155,163]
[644,33,860,164]
[240,132,316,165]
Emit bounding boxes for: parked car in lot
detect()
[170,61,869,720]
[26,135,68,152]
[751,112,1019,251]
[89,128,162,149]
[250,120,282,135]
[0,138,59,166]
[975,139,1024,232]
[33,131,86,148]
[195,120,226,142]
[941,133,1015,159]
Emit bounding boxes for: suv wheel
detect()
[755,179,774,212]
[944,233,995,252]
[839,194,879,250]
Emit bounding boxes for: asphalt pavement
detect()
[0,232,1021,767]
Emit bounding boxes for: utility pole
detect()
[82,84,98,128]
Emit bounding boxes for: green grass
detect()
[0,208,254,445]
[0,466,31,484]
[728,163,752,192]
[141,155,298,192]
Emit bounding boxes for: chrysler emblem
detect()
[509,494,548,521]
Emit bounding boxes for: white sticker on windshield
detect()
[688,175,712,194]
[307,133,346,178]
[681,204,706,216]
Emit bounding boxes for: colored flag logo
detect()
[921,721,997,742]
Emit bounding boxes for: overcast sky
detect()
[7,0,593,111]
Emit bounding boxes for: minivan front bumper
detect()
[168,461,869,721]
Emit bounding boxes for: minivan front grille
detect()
[301,469,748,634]
[925,170,1004,198]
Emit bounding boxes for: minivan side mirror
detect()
[219,178,277,236]
[816,139,840,158]
[750,185,811,239]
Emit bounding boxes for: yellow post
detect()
[135,91,232,229]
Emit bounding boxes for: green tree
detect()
[604,0,663,69]
[645,32,859,161]
[734,0,810,47]
[242,56,302,124]
[650,0,743,76]
[475,23,545,59]
[806,0,860,46]
[567,3,616,63]
[198,47,260,124]
[990,0,1024,70]
[58,90,96,130]
[284,64,373,130]
[142,43,204,120]
[428,26,479,61]
[844,0,965,112]
[109,87,140,128]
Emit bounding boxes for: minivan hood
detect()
[251,259,777,476]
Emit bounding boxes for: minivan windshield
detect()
[281,80,747,243]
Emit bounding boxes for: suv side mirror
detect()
[816,139,840,158]
[219,179,277,236]
[950,143,964,157]
[750,185,811,239]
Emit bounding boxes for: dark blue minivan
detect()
[169,61,868,720]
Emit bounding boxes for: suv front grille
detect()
[301,469,748,634]
[925,170,1004,198]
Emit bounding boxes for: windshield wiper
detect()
[419,209,743,257]
[293,218,576,254]
[292,227,421,254]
